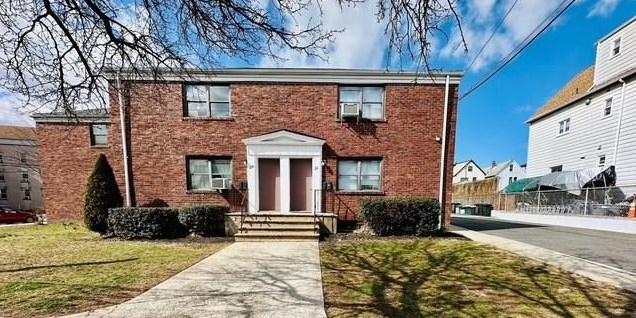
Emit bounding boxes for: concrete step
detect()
[240,215,318,223]
[238,229,317,235]
[235,232,319,242]
[241,222,318,230]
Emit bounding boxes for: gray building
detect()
[0,125,43,211]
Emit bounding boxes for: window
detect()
[0,167,4,182]
[20,168,28,181]
[0,153,3,163]
[509,164,513,172]
[187,158,232,190]
[0,187,6,200]
[339,86,385,120]
[185,85,230,118]
[338,159,382,191]
[19,153,27,163]
[513,177,518,182]
[90,124,109,146]
[604,98,612,116]
[509,177,513,184]
[472,177,477,181]
[598,155,606,168]
[558,118,570,135]
[23,188,31,200]
[459,177,468,182]
[550,165,563,173]
[612,37,621,57]
[467,165,473,172]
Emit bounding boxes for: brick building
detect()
[34,68,461,233]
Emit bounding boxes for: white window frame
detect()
[19,152,27,163]
[185,85,231,119]
[460,177,468,182]
[558,118,570,135]
[187,157,233,191]
[23,188,31,200]
[611,37,621,58]
[598,155,606,168]
[0,187,7,200]
[338,86,385,120]
[337,159,383,192]
[467,165,473,172]
[90,124,109,146]
[604,98,612,117]
[20,168,28,181]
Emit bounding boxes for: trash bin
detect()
[475,204,493,217]
[459,205,477,215]
[451,203,461,214]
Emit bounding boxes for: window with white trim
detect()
[339,86,385,120]
[187,158,232,190]
[612,37,621,57]
[185,85,230,118]
[598,155,606,168]
[338,159,382,191]
[509,164,513,172]
[604,98,612,116]
[467,165,473,172]
[19,152,27,163]
[0,167,4,182]
[90,124,109,146]
[558,118,570,135]
[20,168,28,181]
[460,177,468,182]
[0,187,7,200]
[472,177,477,181]
[23,188,31,200]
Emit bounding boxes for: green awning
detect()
[502,177,540,193]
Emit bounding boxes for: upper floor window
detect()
[23,188,31,200]
[598,155,606,168]
[604,98,612,116]
[612,37,621,57]
[185,85,230,118]
[0,187,6,200]
[0,167,4,182]
[339,86,384,120]
[460,177,468,182]
[19,153,27,163]
[509,164,513,172]
[0,153,3,163]
[467,165,473,172]
[472,177,477,181]
[20,168,28,181]
[550,165,562,173]
[90,124,109,146]
[187,157,232,190]
[558,118,570,135]
[338,159,382,192]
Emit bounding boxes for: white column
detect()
[246,154,258,213]
[280,156,291,212]
[312,156,323,213]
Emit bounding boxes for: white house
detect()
[453,160,486,183]
[485,160,527,192]
[526,17,636,186]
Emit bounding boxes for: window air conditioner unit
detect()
[340,102,360,118]
[211,178,231,190]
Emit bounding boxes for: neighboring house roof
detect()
[528,66,594,123]
[0,125,36,141]
[33,108,110,123]
[453,160,486,177]
[485,160,514,177]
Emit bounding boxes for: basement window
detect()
[90,124,109,146]
[338,159,383,192]
[185,85,231,118]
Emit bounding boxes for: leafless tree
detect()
[0,0,465,115]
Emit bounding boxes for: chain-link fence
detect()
[497,185,636,217]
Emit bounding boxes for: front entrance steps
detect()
[235,213,320,241]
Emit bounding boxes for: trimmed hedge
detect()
[361,198,440,236]
[179,205,228,236]
[107,205,228,239]
[108,207,185,239]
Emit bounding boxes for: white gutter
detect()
[117,73,132,207]
[438,75,451,230]
[612,79,627,165]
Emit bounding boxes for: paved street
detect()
[451,215,636,273]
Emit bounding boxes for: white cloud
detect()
[587,0,621,17]
[0,91,35,127]
[440,0,573,72]
[260,1,387,68]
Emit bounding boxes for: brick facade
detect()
[36,75,458,225]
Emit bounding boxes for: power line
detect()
[461,0,576,100]
[465,0,521,73]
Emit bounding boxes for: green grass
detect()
[0,224,229,318]
[321,239,636,318]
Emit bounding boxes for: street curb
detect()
[451,228,636,293]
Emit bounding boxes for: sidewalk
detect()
[491,210,636,234]
[64,242,327,318]
[452,227,636,293]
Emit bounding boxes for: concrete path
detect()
[451,215,636,293]
[65,242,327,318]
[491,210,636,234]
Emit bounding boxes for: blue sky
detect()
[1,0,634,169]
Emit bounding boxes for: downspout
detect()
[438,75,451,230]
[117,72,132,207]
[612,79,627,166]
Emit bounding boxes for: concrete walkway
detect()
[491,210,636,234]
[65,242,327,318]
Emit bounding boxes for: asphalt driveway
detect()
[451,215,636,273]
[66,242,327,318]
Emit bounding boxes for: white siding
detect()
[493,161,527,191]
[594,19,636,85]
[453,162,486,184]
[527,80,636,185]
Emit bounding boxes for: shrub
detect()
[83,154,123,234]
[179,205,228,237]
[360,197,440,236]
[108,207,185,239]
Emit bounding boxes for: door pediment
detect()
[242,130,325,146]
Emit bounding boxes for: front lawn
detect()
[321,239,636,318]
[0,224,229,318]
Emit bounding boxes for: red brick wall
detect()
[37,81,458,224]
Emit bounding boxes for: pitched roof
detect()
[0,125,36,141]
[453,160,486,177]
[485,160,514,177]
[528,66,595,123]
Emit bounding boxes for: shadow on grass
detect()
[321,240,636,318]
[0,258,138,273]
